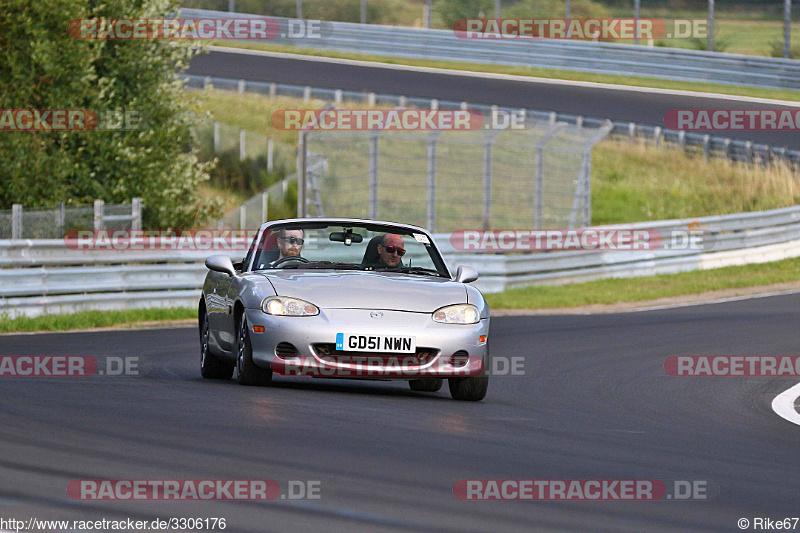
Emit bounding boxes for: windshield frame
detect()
[243,218,451,278]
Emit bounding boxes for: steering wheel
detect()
[272,256,310,267]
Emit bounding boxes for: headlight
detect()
[432,304,480,324]
[261,296,319,316]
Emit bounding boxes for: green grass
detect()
[591,140,800,224]
[486,256,800,309]
[0,307,196,335]
[206,40,800,103]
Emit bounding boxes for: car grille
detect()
[313,344,437,365]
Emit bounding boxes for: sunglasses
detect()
[382,245,406,256]
[280,236,304,245]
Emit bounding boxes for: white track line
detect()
[772,382,800,426]
[209,45,800,107]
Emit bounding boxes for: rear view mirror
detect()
[329,229,364,246]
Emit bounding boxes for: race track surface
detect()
[1,294,799,532]
[188,49,800,149]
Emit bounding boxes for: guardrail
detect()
[4,204,800,317]
[185,74,800,168]
[181,8,800,90]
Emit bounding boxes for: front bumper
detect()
[245,307,489,379]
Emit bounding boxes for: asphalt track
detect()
[2,293,800,532]
[187,48,800,149]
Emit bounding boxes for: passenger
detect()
[375,233,405,268]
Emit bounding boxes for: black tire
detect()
[200,307,233,379]
[408,378,443,392]
[236,313,272,386]
[448,376,489,401]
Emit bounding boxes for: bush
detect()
[0,0,223,228]
[768,40,800,59]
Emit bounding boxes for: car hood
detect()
[261,270,466,312]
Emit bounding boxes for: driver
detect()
[375,233,405,268]
[276,228,304,260]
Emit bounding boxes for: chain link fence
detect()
[298,121,612,232]
[0,200,142,240]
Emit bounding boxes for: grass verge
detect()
[486,256,800,309]
[208,41,800,103]
[0,307,196,335]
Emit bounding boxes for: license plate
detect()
[336,333,416,353]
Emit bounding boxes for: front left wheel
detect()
[236,313,272,386]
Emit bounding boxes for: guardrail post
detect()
[94,200,104,231]
[334,89,342,105]
[482,130,501,230]
[303,86,311,103]
[708,0,715,52]
[203,76,211,90]
[745,141,753,164]
[628,122,636,140]
[267,138,274,172]
[460,101,468,110]
[678,130,686,149]
[213,121,220,153]
[297,131,307,218]
[367,92,376,106]
[430,99,438,110]
[549,112,556,124]
[56,202,65,235]
[11,204,22,240]
[424,0,431,28]
[576,115,584,130]
[399,95,407,107]
[239,129,246,161]
[269,83,277,98]
[237,79,245,94]
[427,132,441,232]
[261,192,269,223]
[703,134,711,161]
[654,126,662,146]
[369,131,379,220]
[785,0,792,59]
[132,198,142,230]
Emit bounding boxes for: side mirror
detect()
[454,265,479,284]
[205,255,236,276]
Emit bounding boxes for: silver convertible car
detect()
[198,218,490,401]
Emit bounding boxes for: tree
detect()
[0,0,222,228]
[435,0,494,28]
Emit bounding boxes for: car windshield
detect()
[247,222,449,277]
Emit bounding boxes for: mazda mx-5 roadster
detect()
[199,218,490,401]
